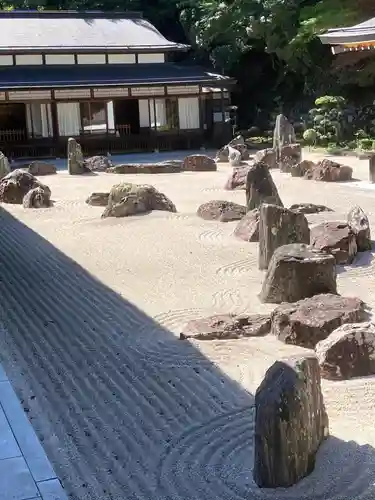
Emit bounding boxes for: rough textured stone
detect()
[254,355,329,488]
[234,208,260,242]
[273,114,296,162]
[260,244,337,303]
[279,143,302,172]
[183,155,216,171]
[102,183,176,218]
[197,200,246,222]
[22,186,51,208]
[258,204,310,270]
[254,148,277,169]
[180,313,271,340]
[224,165,250,190]
[369,154,375,183]
[67,137,90,175]
[107,161,182,174]
[28,161,57,176]
[0,151,10,180]
[86,192,110,207]
[228,146,242,166]
[304,159,353,182]
[310,221,357,264]
[290,203,333,214]
[316,322,375,380]
[84,155,113,172]
[347,205,371,252]
[246,161,283,211]
[0,169,49,204]
[271,293,367,348]
[290,159,316,177]
[215,136,249,163]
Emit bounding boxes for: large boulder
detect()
[279,143,302,173]
[197,200,246,222]
[254,148,277,169]
[271,293,368,348]
[254,355,329,488]
[107,161,182,174]
[180,313,271,340]
[228,146,242,167]
[258,204,310,270]
[67,137,90,175]
[224,165,250,190]
[260,243,337,304]
[86,192,110,207]
[290,203,333,214]
[347,206,371,252]
[290,159,315,178]
[0,170,49,204]
[310,221,357,265]
[183,155,216,172]
[28,161,57,176]
[0,151,10,180]
[273,114,296,162]
[246,161,283,211]
[22,186,51,208]
[101,183,176,218]
[84,155,113,172]
[234,208,260,242]
[304,159,352,182]
[316,322,375,380]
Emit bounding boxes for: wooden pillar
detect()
[50,99,59,140]
[369,154,375,183]
[221,88,225,122]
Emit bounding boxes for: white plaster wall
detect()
[16,54,43,65]
[108,53,136,64]
[77,54,106,64]
[138,53,165,63]
[45,54,75,65]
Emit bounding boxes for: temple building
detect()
[319,17,375,54]
[0,10,233,159]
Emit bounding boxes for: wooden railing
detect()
[0,129,26,142]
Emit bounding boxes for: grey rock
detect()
[246,161,283,211]
[304,159,353,182]
[0,169,49,204]
[22,186,51,208]
[254,355,329,488]
[273,114,296,162]
[259,243,337,303]
[290,160,316,178]
[347,205,371,252]
[28,161,57,176]
[0,151,10,180]
[234,208,260,242]
[279,144,302,172]
[254,148,277,169]
[271,293,368,348]
[180,313,271,340]
[183,155,216,171]
[86,192,110,207]
[67,137,90,175]
[197,200,246,222]
[108,161,182,174]
[290,203,333,214]
[84,155,113,172]
[224,165,250,190]
[228,146,242,167]
[258,204,310,270]
[310,221,357,265]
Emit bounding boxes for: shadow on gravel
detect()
[0,207,374,500]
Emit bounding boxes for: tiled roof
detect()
[320,17,375,45]
[0,11,188,51]
[0,63,232,89]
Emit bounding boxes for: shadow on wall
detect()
[0,207,374,499]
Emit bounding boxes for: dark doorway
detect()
[0,103,26,130]
[114,99,140,135]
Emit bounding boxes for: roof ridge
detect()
[0,10,144,19]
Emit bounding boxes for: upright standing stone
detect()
[273,114,296,162]
[258,204,310,270]
[246,161,283,211]
[253,355,329,488]
[347,206,371,252]
[0,151,10,180]
[228,146,242,166]
[369,154,375,183]
[67,137,88,175]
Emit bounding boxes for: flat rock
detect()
[258,204,310,270]
[347,205,371,252]
[102,183,176,218]
[316,322,375,379]
[197,200,246,222]
[246,161,283,211]
[271,293,368,348]
[310,221,357,264]
[224,165,250,190]
[84,155,113,172]
[28,161,57,176]
[107,161,182,174]
[180,313,271,340]
[290,203,333,214]
[234,208,260,242]
[260,243,337,304]
[290,160,316,177]
[0,169,49,204]
[304,159,353,182]
[22,186,51,208]
[254,355,329,488]
[86,192,110,207]
[254,148,277,168]
[183,155,216,171]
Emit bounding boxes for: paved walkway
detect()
[0,364,67,500]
